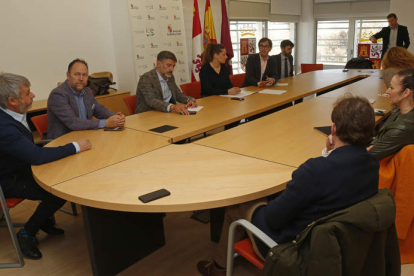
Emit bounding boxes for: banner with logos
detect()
[128,0,190,85]
[357,44,382,69]
[240,38,256,72]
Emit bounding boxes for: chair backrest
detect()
[229,73,246,88]
[180,81,202,99]
[123,95,137,115]
[301,63,323,74]
[30,114,48,140]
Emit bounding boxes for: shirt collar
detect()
[156,70,169,82]
[66,80,86,96]
[390,24,399,30]
[0,106,27,126]
[260,55,269,62]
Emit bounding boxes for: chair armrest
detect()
[230,219,277,248]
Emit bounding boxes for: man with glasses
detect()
[242,37,278,87]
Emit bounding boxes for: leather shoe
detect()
[40,225,65,235]
[197,260,226,276]
[17,229,42,260]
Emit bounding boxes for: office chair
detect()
[123,95,137,115]
[229,73,246,88]
[180,81,202,99]
[301,63,323,74]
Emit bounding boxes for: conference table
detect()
[32,69,390,276]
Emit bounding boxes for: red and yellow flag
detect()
[203,0,217,49]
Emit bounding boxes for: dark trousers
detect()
[5,174,66,236]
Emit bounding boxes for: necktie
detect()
[284,57,288,78]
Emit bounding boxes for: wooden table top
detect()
[47,144,294,212]
[32,128,171,192]
[125,70,376,142]
[195,91,392,168]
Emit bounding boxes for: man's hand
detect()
[106,113,125,128]
[326,134,334,151]
[187,99,197,108]
[171,103,189,115]
[266,78,275,86]
[228,87,241,95]
[370,37,377,43]
[366,145,374,151]
[258,81,267,88]
[76,139,92,152]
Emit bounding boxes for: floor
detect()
[1,200,414,276]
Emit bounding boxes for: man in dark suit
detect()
[197,95,379,276]
[0,73,91,259]
[242,37,278,87]
[273,40,294,79]
[47,59,125,139]
[371,13,410,59]
[135,51,197,115]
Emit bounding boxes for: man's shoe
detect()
[17,229,42,260]
[40,225,65,235]
[197,260,226,276]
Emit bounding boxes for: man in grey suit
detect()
[135,51,197,115]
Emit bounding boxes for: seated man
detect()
[47,59,125,139]
[243,37,278,87]
[197,95,379,276]
[273,39,294,79]
[135,51,197,115]
[0,73,91,259]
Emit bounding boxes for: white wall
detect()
[297,0,316,67]
[390,0,413,54]
[0,0,118,100]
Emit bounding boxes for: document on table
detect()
[275,83,288,86]
[188,106,203,112]
[258,89,287,95]
[219,91,256,98]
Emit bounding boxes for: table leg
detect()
[82,206,165,276]
[210,207,225,243]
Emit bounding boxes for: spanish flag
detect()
[203,0,217,49]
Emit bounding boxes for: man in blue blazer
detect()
[0,73,91,259]
[243,37,278,87]
[47,59,125,139]
[371,13,410,59]
[197,95,379,276]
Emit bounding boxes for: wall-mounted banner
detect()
[128,0,190,85]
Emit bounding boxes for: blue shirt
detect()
[156,71,173,112]
[66,80,106,128]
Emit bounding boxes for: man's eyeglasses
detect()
[259,45,270,48]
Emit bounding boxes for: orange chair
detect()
[123,95,137,115]
[30,114,78,216]
[30,114,48,140]
[0,186,25,268]
[180,81,202,99]
[229,73,246,88]
[234,238,264,270]
[301,63,323,74]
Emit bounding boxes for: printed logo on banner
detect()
[136,54,145,60]
[147,14,155,20]
[180,77,187,83]
[167,25,182,36]
[371,59,381,69]
[145,5,154,9]
[161,15,169,19]
[146,27,155,37]
[150,43,158,48]
[136,44,145,48]
[159,4,166,10]
[358,44,370,58]
[176,41,183,46]
[130,4,139,9]
[138,64,148,69]
[134,30,145,35]
[132,15,142,20]
[173,15,181,20]
[172,6,179,10]
[248,39,255,54]
[370,44,382,59]
[178,60,185,65]
[177,69,186,73]
[176,51,184,55]
[163,42,172,47]
[192,54,202,74]
[153,62,156,68]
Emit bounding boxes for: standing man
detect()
[135,51,197,115]
[371,13,410,59]
[242,37,278,87]
[273,40,294,79]
[47,59,125,139]
[0,73,91,259]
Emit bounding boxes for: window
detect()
[316,20,349,65]
[230,21,296,74]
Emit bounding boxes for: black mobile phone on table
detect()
[180,111,197,115]
[231,97,244,101]
[104,127,125,131]
[139,189,171,203]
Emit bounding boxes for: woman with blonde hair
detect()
[381,47,414,88]
[199,43,241,97]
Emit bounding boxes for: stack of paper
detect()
[219,91,256,98]
[258,90,287,95]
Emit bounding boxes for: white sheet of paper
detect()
[275,83,288,86]
[219,91,256,98]
[188,106,203,112]
[258,90,287,95]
